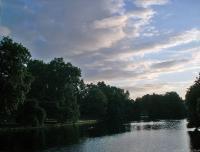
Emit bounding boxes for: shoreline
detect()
[0,120,97,132]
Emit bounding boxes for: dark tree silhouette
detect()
[97,82,133,123]
[17,99,46,126]
[27,58,81,122]
[0,37,32,120]
[186,73,200,128]
[135,92,187,120]
[80,84,107,119]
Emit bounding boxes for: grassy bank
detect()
[0,120,97,132]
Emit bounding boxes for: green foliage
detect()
[27,58,81,122]
[27,60,48,101]
[186,73,200,128]
[40,101,60,120]
[97,82,133,123]
[57,83,80,123]
[45,58,81,102]
[135,92,187,120]
[131,99,141,120]
[17,99,46,126]
[79,82,134,123]
[0,37,32,117]
[81,84,107,119]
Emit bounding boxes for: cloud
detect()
[134,0,169,8]
[151,59,190,70]
[93,16,128,29]
[0,26,11,36]
[125,83,169,93]
[2,0,199,98]
[117,28,200,58]
[2,0,159,60]
[84,57,192,83]
[122,80,193,99]
[82,45,199,88]
[3,0,128,58]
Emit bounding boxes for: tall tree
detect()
[28,58,81,122]
[186,73,200,128]
[0,37,32,117]
[81,84,107,119]
[97,82,133,123]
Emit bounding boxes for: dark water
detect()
[0,120,200,152]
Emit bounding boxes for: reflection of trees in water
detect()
[0,126,80,152]
[1,123,197,152]
[0,129,45,152]
[0,123,130,151]
[188,130,200,151]
[85,123,131,137]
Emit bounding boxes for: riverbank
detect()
[0,119,97,132]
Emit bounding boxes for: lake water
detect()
[0,120,200,152]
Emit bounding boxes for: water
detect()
[0,120,199,152]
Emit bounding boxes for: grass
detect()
[0,119,97,132]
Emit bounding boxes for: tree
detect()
[78,82,135,123]
[97,82,133,123]
[81,84,107,119]
[27,60,48,101]
[27,58,81,122]
[135,92,186,120]
[57,83,80,123]
[186,73,200,128]
[163,92,186,119]
[0,37,32,118]
[17,99,46,126]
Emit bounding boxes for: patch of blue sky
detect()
[156,68,200,84]
[151,0,200,33]
[140,41,199,61]
[124,0,139,12]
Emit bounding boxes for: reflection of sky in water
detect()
[128,120,186,130]
[47,120,193,152]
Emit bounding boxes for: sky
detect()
[0,0,200,99]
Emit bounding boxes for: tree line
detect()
[0,37,196,127]
[135,92,187,120]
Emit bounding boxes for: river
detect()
[0,120,199,152]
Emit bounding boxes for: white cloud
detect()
[2,0,160,59]
[122,80,193,99]
[118,28,200,58]
[0,26,11,36]
[2,0,199,99]
[134,0,169,8]
[93,16,128,29]
[90,8,156,50]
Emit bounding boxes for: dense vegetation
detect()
[0,37,188,127]
[135,92,187,120]
[27,58,81,123]
[80,82,134,124]
[0,37,32,122]
[186,74,200,128]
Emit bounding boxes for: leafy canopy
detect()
[0,37,32,115]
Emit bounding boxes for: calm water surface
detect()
[0,120,200,152]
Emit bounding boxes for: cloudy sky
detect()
[0,0,200,99]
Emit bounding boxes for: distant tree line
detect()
[0,37,189,127]
[79,82,134,124]
[134,92,187,120]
